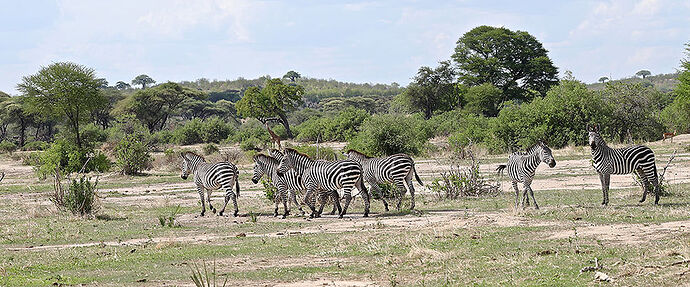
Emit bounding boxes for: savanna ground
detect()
[2,136,690,286]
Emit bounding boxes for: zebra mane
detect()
[345,149,372,158]
[181,151,206,162]
[284,148,312,160]
[253,153,278,164]
[516,142,544,155]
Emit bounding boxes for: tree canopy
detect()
[452,26,558,103]
[132,74,156,89]
[636,70,652,79]
[17,62,105,148]
[283,71,301,82]
[119,82,206,132]
[399,61,458,119]
[115,81,132,90]
[236,78,304,137]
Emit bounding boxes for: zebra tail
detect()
[413,165,424,186]
[235,172,240,197]
[496,165,507,175]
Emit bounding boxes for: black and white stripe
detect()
[277,148,369,218]
[588,124,660,205]
[251,153,306,218]
[496,141,556,210]
[180,151,240,217]
[344,150,423,211]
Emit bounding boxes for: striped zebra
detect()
[268,149,340,215]
[496,141,556,210]
[276,148,369,218]
[588,124,660,205]
[179,151,240,217]
[251,153,306,218]
[344,150,423,211]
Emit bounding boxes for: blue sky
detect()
[1,0,689,94]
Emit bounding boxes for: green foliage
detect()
[229,119,270,149]
[452,26,558,103]
[236,78,304,137]
[347,114,430,156]
[662,43,690,133]
[18,62,106,148]
[22,141,49,151]
[429,161,500,199]
[295,107,370,142]
[262,179,276,201]
[203,143,219,155]
[172,117,235,145]
[37,139,111,176]
[151,130,174,146]
[290,144,341,160]
[283,70,301,82]
[158,205,182,228]
[463,83,502,117]
[399,61,459,119]
[636,70,652,79]
[239,137,265,151]
[0,140,17,153]
[115,133,152,175]
[119,82,206,132]
[598,82,665,142]
[173,119,204,145]
[131,74,155,89]
[63,176,98,216]
[447,114,491,154]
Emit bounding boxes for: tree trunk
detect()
[277,112,293,138]
[19,119,26,147]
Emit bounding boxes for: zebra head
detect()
[343,149,366,163]
[252,155,267,184]
[276,149,295,177]
[538,141,556,168]
[588,124,605,149]
[179,153,191,180]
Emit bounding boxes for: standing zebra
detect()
[276,148,369,218]
[251,153,307,218]
[179,151,240,217]
[496,141,556,210]
[344,150,423,211]
[268,149,340,215]
[588,124,660,205]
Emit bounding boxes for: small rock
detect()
[594,271,611,282]
[236,233,246,237]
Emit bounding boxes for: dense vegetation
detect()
[0,27,688,173]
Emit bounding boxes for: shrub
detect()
[200,117,235,143]
[37,139,111,176]
[173,118,204,145]
[239,137,265,151]
[347,114,430,156]
[599,82,665,142]
[203,143,219,155]
[447,114,491,156]
[53,176,99,216]
[429,152,500,199]
[80,123,109,148]
[262,179,276,201]
[115,133,152,175]
[151,130,174,146]
[295,107,369,142]
[230,119,270,150]
[0,140,17,153]
[22,141,49,151]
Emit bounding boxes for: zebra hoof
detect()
[363,213,369,218]
[281,214,287,219]
[338,214,344,219]
[211,208,216,214]
[639,199,646,203]
[200,212,205,217]
[233,211,238,217]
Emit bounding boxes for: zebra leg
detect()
[196,185,206,217]
[512,181,520,210]
[273,189,280,217]
[394,180,407,211]
[289,190,305,216]
[206,189,216,214]
[329,190,340,215]
[281,189,289,219]
[304,187,318,218]
[525,183,539,210]
[636,168,649,203]
[407,177,416,210]
[359,181,371,217]
[522,188,530,207]
[339,190,353,219]
[598,172,610,206]
[369,180,389,212]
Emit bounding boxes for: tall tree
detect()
[115,81,131,90]
[399,61,458,119]
[0,96,32,146]
[132,74,156,89]
[120,82,205,132]
[236,78,304,137]
[283,71,301,82]
[17,62,105,148]
[662,42,690,132]
[452,26,558,103]
[636,70,651,79]
[598,77,609,83]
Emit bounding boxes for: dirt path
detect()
[547,219,690,244]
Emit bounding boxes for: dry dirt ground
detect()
[2,135,690,286]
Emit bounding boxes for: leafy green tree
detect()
[598,77,609,83]
[662,43,690,133]
[18,62,106,148]
[0,91,9,98]
[399,61,458,119]
[463,83,502,117]
[132,74,156,89]
[120,82,205,132]
[599,82,664,141]
[452,26,558,103]
[115,81,131,90]
[283,70,301,82]
[636,70,651,79]
[0,96,32,146]
[92,88,125,129]
[236,78,304,138]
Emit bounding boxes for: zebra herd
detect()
[179,124,665,219]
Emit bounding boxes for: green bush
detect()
[0,140,17,153]
[239,137,265,151]
[173,118,204,145]
[296,107,369,142]
[262,179,276,201]
[151,130,174,146]
[63,176,98,216]
[22,141,49,151]
[448,114,491,154]
[230,119,270,150]
[79,123,109,149]
[347,114,430,156]
[37,139,111,176]
[115,133,152,175]
[200,117,235,143]
[203,143,219,155]
[598,82,665,142]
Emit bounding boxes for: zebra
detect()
[496,141,556,210]
[179,151,240,217]
[588,124,660,205]
[344,150,423,211]
[276,148,369,218]
[268,149,340,215]
[251,153,307,218]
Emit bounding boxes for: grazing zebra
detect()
[276,148,369,218]
[496,141,556,210]
[179,151,240,217]
[251,153,306,218]
[268,149,340,215]
[344,150,423,211]
[588,124,660,205]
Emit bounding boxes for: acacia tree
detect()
[598,77,609,83]
[236,78,304,138]
[283,71,301,82]
[452,26,558,103]
[115,81,131,90]
[636,70,651,79]
[400,61,458,119]
[122,82,205,132]
[132,74,155,89]
[18,62,105,148]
